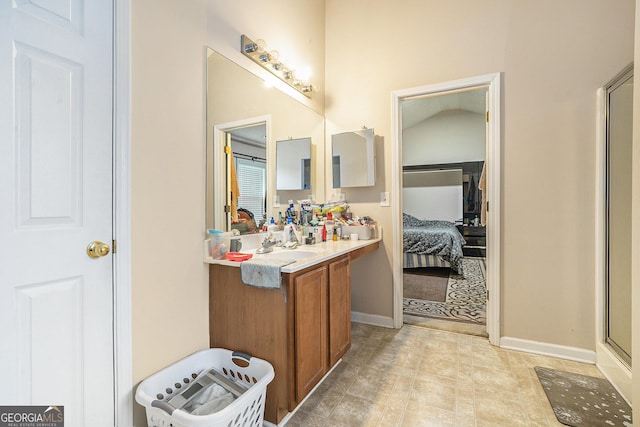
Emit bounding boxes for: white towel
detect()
[240,258,295,289]
[183,382,234,415]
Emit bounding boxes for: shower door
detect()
[605,64,633,367]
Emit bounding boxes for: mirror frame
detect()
[211,116,271,232]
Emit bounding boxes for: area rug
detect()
[402,258,485,324]
[403,267,449,302]
[535,366,632,427]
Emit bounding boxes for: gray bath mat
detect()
[534,366,632,427]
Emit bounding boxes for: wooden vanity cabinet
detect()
[292,265,328,403]
[209,254,352,425]
[328,256,351,366]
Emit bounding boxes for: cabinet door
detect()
[328,257,351,365]
[294,266,328,402]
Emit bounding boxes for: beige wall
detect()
[632,0,640,412]
[325,0,635,349]
[131,0,209,425]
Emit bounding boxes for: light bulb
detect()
[282,69,295,80]
[258,52,271,63]
[254,39,266,52]
[244,38,266,54]
[296,66,312,85]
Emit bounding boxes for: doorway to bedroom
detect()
[402,88,487,336]
[391,74,501,344]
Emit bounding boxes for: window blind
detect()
[235,157,266,222]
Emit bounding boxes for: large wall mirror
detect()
[331,128,375,188]
[206,48,325,233]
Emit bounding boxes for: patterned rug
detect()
[535,367,633,427]
[402,258,486,324]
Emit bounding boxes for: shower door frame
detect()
[595,63,633,405]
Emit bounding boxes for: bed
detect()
[402,213,466,273]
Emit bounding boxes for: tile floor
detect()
[285,322,604,426]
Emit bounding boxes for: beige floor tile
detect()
[401,405,455,427]
[417,355,460,379]
[326,393,385,427]
[408,377,457,412]
[472,364,520,392]
[284,409,328,427]
[379,404,405,427]
[292,322,601,427]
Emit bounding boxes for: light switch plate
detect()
[380,192,390,207]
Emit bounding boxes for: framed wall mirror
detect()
[331,128,375,188]
[206,48,325,233]
[276,137,312,191]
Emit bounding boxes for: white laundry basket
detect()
[135,348,274,427]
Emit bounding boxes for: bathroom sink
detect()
[252,250,318,261]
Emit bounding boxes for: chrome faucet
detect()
[256,232,278,253]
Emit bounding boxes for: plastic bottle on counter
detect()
[267,217,278,233]
[285,217,295,242]
[334,222,342,241]
[326,212,334,241]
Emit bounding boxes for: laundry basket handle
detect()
[231,351,252,367]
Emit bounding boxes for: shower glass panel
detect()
[605,64,633,367]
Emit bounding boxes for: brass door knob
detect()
[87,241,111,258]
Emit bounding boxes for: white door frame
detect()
[211,116,272,231]
[391,73,502,345]
[113,0,133,425]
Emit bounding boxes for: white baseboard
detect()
[351,311,395,328]
[500,336,596,364]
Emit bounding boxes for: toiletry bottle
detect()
[286,200,294,223]
[285,217,294,242]
[267,217,278,233]
[326,212,334,241]
[296,224,304,244]
[321,222,327,242]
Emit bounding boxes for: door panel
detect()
[15,42,83,226]
[328,257,351,366]
[606,68,633,365]
[0,1,115,425]
[294,266,328,402]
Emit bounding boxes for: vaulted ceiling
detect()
[401,87,487,129]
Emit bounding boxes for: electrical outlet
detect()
[380,192,390,207]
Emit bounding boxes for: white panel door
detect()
[0,1,115,426]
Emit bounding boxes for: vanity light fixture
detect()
[241,34,316,98]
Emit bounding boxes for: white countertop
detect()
[205,234,381,273]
